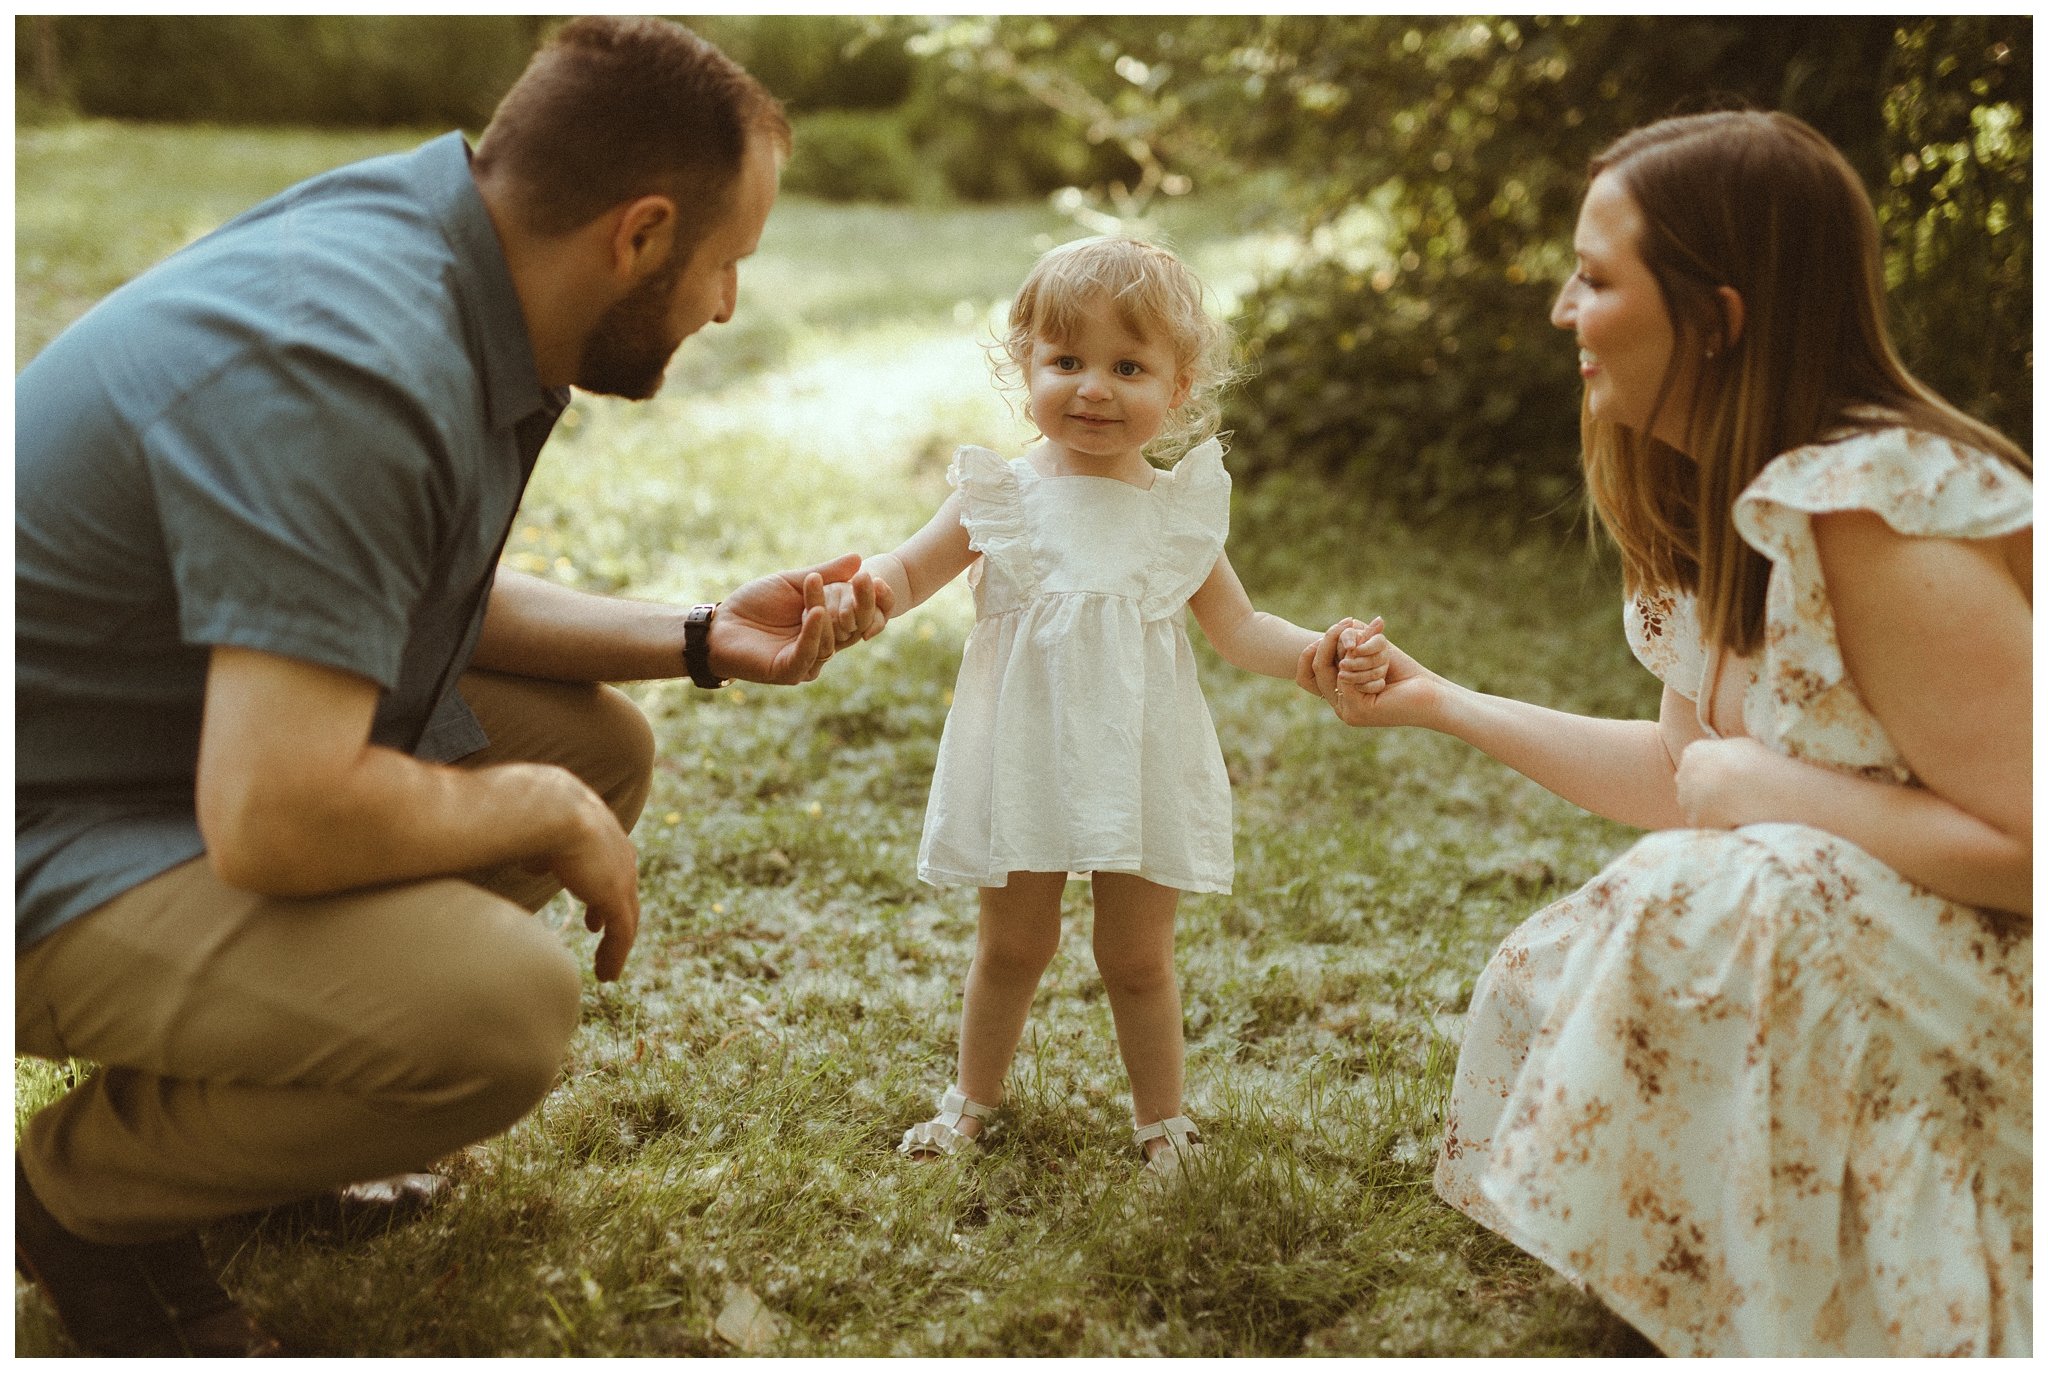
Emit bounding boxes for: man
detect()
[15,17,885,1356]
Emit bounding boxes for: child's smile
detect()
[1025,304,1188,474]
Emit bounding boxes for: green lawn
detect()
[15,122,1656,1356]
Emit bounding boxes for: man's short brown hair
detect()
[473,16,790,244]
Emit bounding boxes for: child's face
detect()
[1025,304,1188,466]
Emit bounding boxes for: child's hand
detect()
[822,574,891,646]
[1297,616,1436,727]
[1336,618,1391,693]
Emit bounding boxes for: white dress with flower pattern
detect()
[918,439,1234,893]
[1434,428,2032,1356]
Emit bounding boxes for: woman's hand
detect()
[1673,735,1800,829]
[1297,617,1444,728]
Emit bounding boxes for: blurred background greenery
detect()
[15,14,2030,513]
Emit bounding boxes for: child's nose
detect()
[1077,372,1112,399]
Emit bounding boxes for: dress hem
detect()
[917,860,1230,895]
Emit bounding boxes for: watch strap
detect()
[683,603,725,689]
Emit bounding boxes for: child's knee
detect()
[1092,944,1176,1000]
[975,927,1060,982]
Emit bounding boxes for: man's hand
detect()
[199,646,647,980]
[525,775,640,981]
[710,553,896,684]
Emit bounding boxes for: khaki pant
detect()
[15,671,654,1244]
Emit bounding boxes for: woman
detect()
[1304,111,2030,1355]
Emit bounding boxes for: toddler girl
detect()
[847,235,1387,1178]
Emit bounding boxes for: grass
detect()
[15,122,1657,1356]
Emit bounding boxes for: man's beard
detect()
[575,250,684,400]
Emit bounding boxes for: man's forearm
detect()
[197,643,614,896]
[204,747,595,897]
[472,567,690,682]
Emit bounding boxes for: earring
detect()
[1704,346,1718,359]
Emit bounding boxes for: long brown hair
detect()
[1580,110,2029,655]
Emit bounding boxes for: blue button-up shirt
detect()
[16,132,565,948]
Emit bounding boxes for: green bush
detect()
[783,109,936,204]
[28,15,544,128]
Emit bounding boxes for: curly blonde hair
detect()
[991,235,1238,463]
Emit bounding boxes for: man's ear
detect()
[609,194,678,282]
[1715,284,1746,349]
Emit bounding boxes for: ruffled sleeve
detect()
[1138,437,1231,620]
[1622,585,1707,700]
[947,444,1040,613]
[1732,427,2032,778]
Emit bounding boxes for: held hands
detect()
[1297,616,1439,727]
[711,553,895,685]
[820,574,890,645]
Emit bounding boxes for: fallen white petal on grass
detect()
[714,1282,785,1353]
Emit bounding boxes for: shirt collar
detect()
[411,131,567,433]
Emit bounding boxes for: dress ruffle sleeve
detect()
[1138,437,1231,620]
[1732,427,2033,779]
[947,445,1041,614]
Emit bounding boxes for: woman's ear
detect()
[1715,285,1746,349]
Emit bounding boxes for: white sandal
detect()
[897,1085,997,1158]
[1134,1114,1203,1180]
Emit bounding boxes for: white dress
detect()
[918,438,1235,893]
[1434,428,2033,1355]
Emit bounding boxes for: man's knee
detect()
[403,895,583,1131]
[587,684,655,829]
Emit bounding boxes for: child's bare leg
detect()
[1089,872,1184,1155]
[951,870,1067,1136]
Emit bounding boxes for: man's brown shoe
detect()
[15,1158,287,1356]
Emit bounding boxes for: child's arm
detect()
[1187,552,1387,684]
[828,490,979,637]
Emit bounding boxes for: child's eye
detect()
[1114,360,1142,377]
[1055,356,1081,371]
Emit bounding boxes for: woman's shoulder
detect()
[1738,423,2032,546]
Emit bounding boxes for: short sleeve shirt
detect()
[15,132,565,949]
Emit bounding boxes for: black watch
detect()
[683,603,725,689]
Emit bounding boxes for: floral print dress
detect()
[1434,428,2032,1356]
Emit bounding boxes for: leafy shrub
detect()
[31,15,544,128]
[1227,262,1582,520]
[783,109,937,204]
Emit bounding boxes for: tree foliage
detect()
[914,16,2030,516]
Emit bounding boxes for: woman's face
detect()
[1551,171,1688,450]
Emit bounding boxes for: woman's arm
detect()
[1675,736,2029,912]
[1306,626,1700,830]
[1699,510,2030,913]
